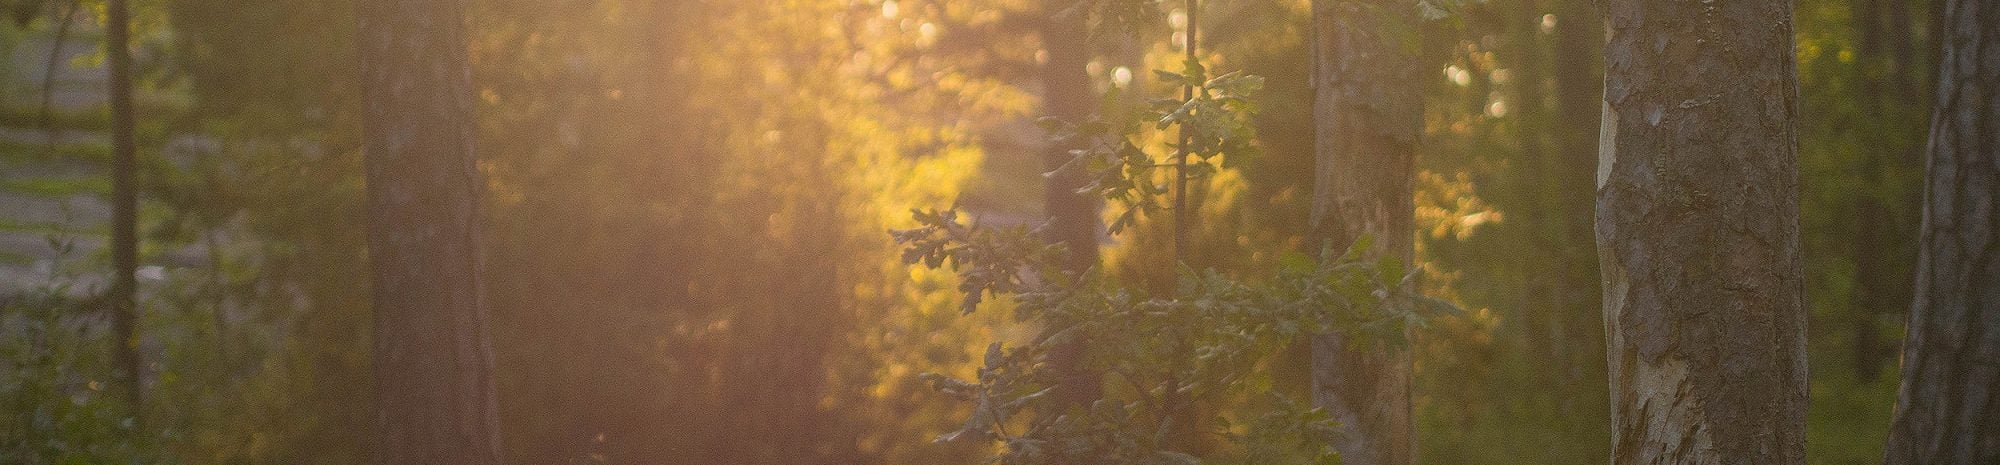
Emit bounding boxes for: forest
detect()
[0,0,1993,463]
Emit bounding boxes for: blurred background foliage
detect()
[0,0,1929,463]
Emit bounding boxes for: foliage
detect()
[0,291,151,464]
[469,0,1031,462]
[0,0,1940,463]
[1041,58,1263,236]
[896,24,1455,460]
[0,226,156,464]
[897,206,1454,463]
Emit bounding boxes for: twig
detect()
[39,0,80,151]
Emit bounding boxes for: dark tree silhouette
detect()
[105,0,142,421]
[1039,0,1104,410]
[357,0,504,462]
[1882,1,2000,462]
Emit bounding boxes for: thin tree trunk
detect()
[1848,0,1911,385]
[1308,1,1421,463]
[1882,1,2000,462]
[1504,0,1565,401]
[1549,0,1604,409]
[40,0,77,147]
[1853,195,1891,383]
[357,0,504,462]
[1040,0,1100,273]
[1851,0,1887,377]
[105,0,142,422]
[1597,0,1807,463]
[1886,0,1919,102]
[1041,0,1102,408]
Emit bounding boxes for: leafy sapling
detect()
[891,2,1458,463]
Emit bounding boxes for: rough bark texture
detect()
[1041,0,1103,409]
[1597,0,1807,463]
[1308,1,1421,463]
[1882,0,2000,462]
[357,0,504,463]
[105,0,143,419]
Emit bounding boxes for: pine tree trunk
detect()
[1041,0,1103,408]
[1308,1,1421,463]
[357,0,504,463]
[1041,0,1100,273]
[1881,1,2000,462]
[105,0,143,421]
[1597,0,1807,463]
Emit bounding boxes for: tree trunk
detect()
[1881,1,2000,462]
[1041,0,1100,273]
[1850,0,1887,377]
[1041,0,1102,408]
[357,0,504,463]
[105,0,143,421]
[1852,195,1891,382]
[1597,0,1807,463]
[1847,0,1922,385]
[1549,0,1605,412]
[1308,1,1421,463]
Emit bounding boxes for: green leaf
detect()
[984,342,1004,369]
[1181,56,1206,83]
[1375,258,1405,288]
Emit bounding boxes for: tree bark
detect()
[1597,0,1807,463]
[105,0,143,421]
[1041,0,1103,408]
[357,0,504,463]
[1308,1,1422,463]
[1882,1,2000,462]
